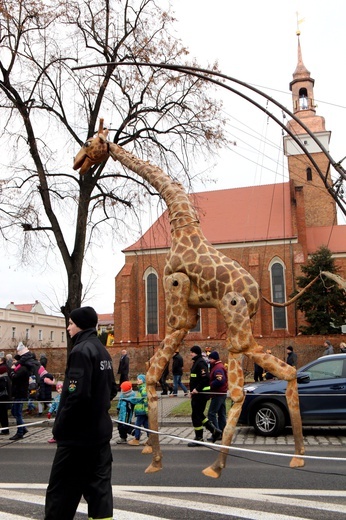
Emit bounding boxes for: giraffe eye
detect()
[84,140,91,148]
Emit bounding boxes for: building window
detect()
[50,331,54,341]
[61,331,65,343]
[189,310,201,333]
[25,328,30,340]
[11,327,16,339]
[38,329,43,341]
[270,260,287,329]
[145,268,158,335]
[306,167,312,181]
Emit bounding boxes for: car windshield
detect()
[304,359,343,380]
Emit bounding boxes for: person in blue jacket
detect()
[45,306,117,520]
[116,380,137,444]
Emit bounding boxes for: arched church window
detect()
[144,269,158,335]
[306,167,312,181]
[299,88,308,110]
[269,260,287,330]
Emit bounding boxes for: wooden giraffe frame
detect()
[73,119,340,478]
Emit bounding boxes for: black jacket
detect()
[172,353,184,376]
[287,352,298,367]
[117,354,129,377]
[9,352,37,399]
[189,354,210,393]
[53,328,117,446]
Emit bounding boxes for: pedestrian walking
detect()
[286,346,298,367]
[45,306,117,520]
[116,381,137,444]
[323,340,334,356]
[207,351,227,442]
[187,345,221,447]
[171,350,188,396]
[128,374,149,446]
[117,349,129,385]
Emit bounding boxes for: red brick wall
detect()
[38,333,346,383]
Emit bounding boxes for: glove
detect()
[47,412,52,419]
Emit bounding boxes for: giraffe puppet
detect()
[73,119,306,478]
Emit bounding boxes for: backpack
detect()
[23,357,41,399]
[28,375,39,399]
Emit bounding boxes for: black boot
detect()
[188,429,203,447]
[188,436,203,447]
[204,421,222,443]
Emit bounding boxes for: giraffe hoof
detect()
[289,457,305,468]
[145,462,162,474]
[142,445,153,454]
[202,466,221,479]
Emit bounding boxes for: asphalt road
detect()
[0,444,345,519]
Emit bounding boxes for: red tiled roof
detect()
[306,225,346,254]
[98,313,114,325]
[14,303,35,312]
[125,183,295,251]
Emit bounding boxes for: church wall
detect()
[19,333,345,384]
[112,238,319,351]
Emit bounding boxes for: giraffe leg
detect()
[247,350,305,467]
[202,292,305,478]
[286,378,305,467]
[203,353,244,479]
[145,272,197,474]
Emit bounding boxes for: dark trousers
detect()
[208,394,227,431]
[191,394,209,430]
[11,399,26,435]
[45,442,113,520]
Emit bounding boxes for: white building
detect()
[0,301,66,351]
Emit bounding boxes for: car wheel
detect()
[253,402,285,436]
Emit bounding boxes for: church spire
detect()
[284,30,335,230]
[290,34,315,115]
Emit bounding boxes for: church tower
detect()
[283,34,337,228]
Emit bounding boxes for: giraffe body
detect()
[73,119,305,477]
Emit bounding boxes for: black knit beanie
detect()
[70,306,98,330]
[190,345,202,356]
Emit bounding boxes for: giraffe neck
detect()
[109,143,199,230]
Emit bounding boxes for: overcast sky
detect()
[1,0,345,316]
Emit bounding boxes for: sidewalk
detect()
[1,395,346,447]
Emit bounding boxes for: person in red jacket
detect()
[207,351,228,442]
[45,306,117,520]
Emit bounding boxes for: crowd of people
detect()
[0,343,63,441]
[1,304,346,519]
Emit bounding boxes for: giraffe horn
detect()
[98,118,104,134]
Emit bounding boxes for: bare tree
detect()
[0,0,228,353]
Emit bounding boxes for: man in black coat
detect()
[171,351,188,396]
[188,345,221,447]
[286,346,298,367]
[117,349,129,385]
[45,306,117,520]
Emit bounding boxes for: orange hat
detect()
[120,381,132,392]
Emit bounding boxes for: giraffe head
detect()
[73,118,110,175]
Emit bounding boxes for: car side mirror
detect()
[297,372,310,384]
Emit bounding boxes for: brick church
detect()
[112,38,346,367]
